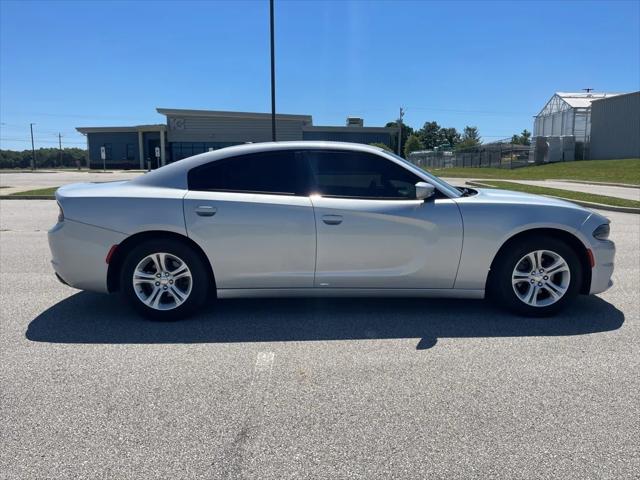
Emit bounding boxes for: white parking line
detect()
[221,351,275,478]
[248,351,275,430]
[254,351,275,374]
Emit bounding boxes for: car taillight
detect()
[57,202,64,222]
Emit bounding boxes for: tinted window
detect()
[188,150,309,195]
[306,150,421,199]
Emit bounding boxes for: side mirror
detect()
[415,182,435,200]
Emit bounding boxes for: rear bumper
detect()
[54,272,70,286]
[589,239,615,295]
[48,220,126,293]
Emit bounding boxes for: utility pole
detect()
[397,107,405,156]
[58,133,63,168]
[29,123,36,171]
[269,0,277,142]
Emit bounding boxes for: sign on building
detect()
[169,118,185,130]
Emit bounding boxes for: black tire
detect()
[120,239,210,320]
[489,236,582,317]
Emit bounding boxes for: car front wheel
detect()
[120,239,209,320]
[491,237,583,316]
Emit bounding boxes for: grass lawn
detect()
[479,180,640,208]
[8,187,58,197]
[429,158,640,184]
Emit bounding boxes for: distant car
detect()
[48,142,614,320]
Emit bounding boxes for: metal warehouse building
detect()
[590,91,640,160]
[77,108,397,169]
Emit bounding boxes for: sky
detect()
[1,0,639,151]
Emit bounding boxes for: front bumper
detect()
[48,220,127,293]
[589,238,615,295]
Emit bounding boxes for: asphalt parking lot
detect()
[1,200,638,479]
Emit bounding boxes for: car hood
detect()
[464,187,588,211]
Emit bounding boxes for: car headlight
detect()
[593,223,610,240]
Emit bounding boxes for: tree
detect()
[403,134,424,158]
[0,147,87,169]
[440,127,461,148]
[369,142,392,152]
[457,126,481,150]
[416,121,445,150]
[385,120,413,154]
[510,129,532,146]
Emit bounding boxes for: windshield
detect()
[381,150,462,198]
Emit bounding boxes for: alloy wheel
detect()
[132,252,193,310]
[511,249,571,307]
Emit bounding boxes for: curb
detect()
[0,196,55,200]
[0,170,58,174]
[466,181,640,215]
[560,179,640,189]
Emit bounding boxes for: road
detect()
[508,180,640,201]
[1,200,639,479]
[439,177,639,201]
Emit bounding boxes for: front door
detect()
[306,149,463,289]
[147,139,160,169]
[184,150,316,289]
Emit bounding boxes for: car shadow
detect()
[25,292,624,350]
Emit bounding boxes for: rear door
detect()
[306,149,463,289]
[183,150,316,289]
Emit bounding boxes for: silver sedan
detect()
[48,141,615,320]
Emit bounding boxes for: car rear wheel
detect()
[490,236,582,316]
[121,239,209,320]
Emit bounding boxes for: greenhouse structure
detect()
[532,91,621,161]
[533,92,621,141]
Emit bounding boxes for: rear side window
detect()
[188,150,309,195]
[305,150,421,199]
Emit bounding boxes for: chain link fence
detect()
[407,143,532,170]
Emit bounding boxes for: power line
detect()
[290,105,533,117]
[408,106,531,115]
[0,137,87,145]
[1,126,79,136]
[2,111,153,121]
[4,103,534,120]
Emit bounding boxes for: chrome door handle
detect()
[195,205,217,217]
[322,214,343,225]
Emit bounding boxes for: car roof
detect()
[132,141,392,189]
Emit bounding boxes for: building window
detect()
[170,142,243,162]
